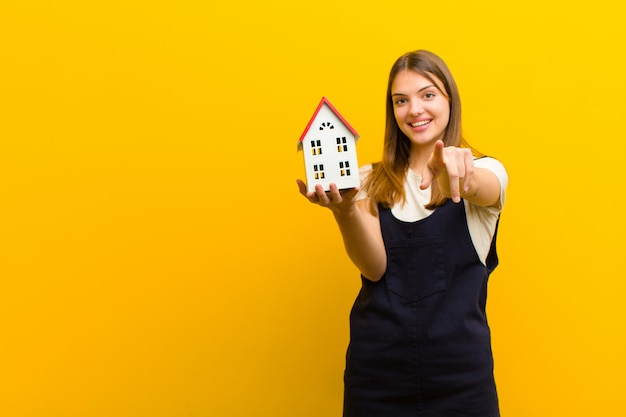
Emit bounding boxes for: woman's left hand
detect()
[420,140,474,203]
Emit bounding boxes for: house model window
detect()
[311,140,322,155]
[337,137,349,152]
[339,161,351,176]
[297,97,360,193]
[313,164,325,180]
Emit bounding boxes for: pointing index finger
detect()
[432,140,445,165]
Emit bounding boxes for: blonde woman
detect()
[297,50,507,417]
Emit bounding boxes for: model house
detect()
[298,97,360,193]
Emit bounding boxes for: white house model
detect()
[298,97,360,193]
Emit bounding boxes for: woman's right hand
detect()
[296,180,360,217]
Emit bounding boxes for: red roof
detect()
[298,97,360,143]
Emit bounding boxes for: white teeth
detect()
[411,120,430,127]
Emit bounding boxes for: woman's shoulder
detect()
[356,163,375,201]
[474,156,507,181]
[359,163,376,177]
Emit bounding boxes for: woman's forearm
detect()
[333,202,386,281]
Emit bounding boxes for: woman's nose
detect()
[409,100,424,116]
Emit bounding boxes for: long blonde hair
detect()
[363,50,480,214]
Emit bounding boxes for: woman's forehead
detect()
[392,70,446,94]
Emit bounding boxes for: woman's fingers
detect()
[462,149,474,193]
[421,144,475,203]
[298,180,359,212]
[445,147,474,202]
[445,152,462,203]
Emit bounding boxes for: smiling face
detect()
[391,69,450,152]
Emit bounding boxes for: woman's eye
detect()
[394,98,407,105]
[424,92,435,99]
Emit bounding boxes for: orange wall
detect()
[1,1,625,416]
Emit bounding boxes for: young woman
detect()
[297,50,507,417]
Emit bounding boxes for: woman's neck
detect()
[408,144,435,174]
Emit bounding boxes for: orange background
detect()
[1,1,625,416]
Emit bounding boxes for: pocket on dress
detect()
[385,236,446,302]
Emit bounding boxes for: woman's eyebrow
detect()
[418,84,436,92]
[391,84,436,96]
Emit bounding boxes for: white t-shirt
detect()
[358,157,508,265]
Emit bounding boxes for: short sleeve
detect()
[474,157,508,210]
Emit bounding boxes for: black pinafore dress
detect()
[343,200,500,417]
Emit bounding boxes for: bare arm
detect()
[297,180,387,281]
